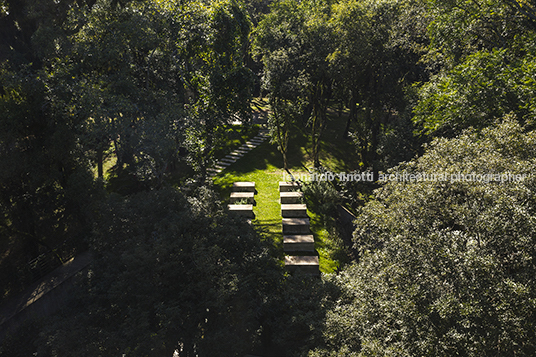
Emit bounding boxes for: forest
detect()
[1,0,536,356]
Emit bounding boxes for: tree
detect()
[425,0,536,69]
[52,0,192,188]
[184,0,256,178]
[330,0,426,175]
[310,119,536,356]
[252,0,307,169]
[267,97,301,170]
[48,0,254,187]
[0,62,96,300]
[254,0,335,168]
[413,48,536,135]
[30,187,281,357]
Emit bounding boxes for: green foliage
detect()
[425,0,535,67]
[310,119,536,356]
[180,0,256,175]
[414,48,536,135]
[39,0,256,184]
[34,187,280,356]
[331,0,425,172]
[57,0,197,186]
[253,0,335,167]
[258,274,342,356]
[415,0,536,135]
[267,97,304,169]
[0,63,95,299]
[302,169,341,227]
[5,0,536,355]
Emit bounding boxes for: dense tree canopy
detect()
[310,119,536,356]
[25,187,279,357]
[414,47,536,135]
[3,0,536,355]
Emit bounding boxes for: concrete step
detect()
[282,218,310,234]
[280,191,304,204]
[279,181,300,192]
[230,191,255,204]
[283,235,315,252]
[285,255,319,276]
[232,181,256,193]
[225,154,241,160]
[220,158,236,163]
[281,204,308,218]
[228,204,254,218]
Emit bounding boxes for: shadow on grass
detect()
[213,111,358,273]
[252,218,284,255]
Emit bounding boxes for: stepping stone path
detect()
[281,204,308,218]
[228,182,256,219]
[279,181,300,192]
[282,218,310,234]
[208,129,269,178]
[280,191,304,204]
[232,181,256,192]
[228,203,254,218]
[283,234,315,252]
[279,181,320,276]
[230,191,255,204]
[285,256,320,275]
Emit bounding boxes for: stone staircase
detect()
[207,129,269,178]
[279,181,320,276]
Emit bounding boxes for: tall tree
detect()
[45,0,255,187]
[25,187,282,356]
[0,63,95,298]
[413,0,536,136]
[425,0,536,68]
[331,0,420,175]
[310,119,536,356]
[181,0,255,178]
[414,48,536,135]
[254,0,335,168]
[52,0,192,189]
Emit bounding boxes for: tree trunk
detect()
[343,91,357,139]
[361,106,372,170]
[96,146,104,178]
[310,82,330,168]
[282,149,288,170]
[201,120,215,181]
[113,138,122,170]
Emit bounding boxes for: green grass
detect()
[213,139,344,273]
[213,140,288,252]
[213,107,359,273]
[213,124,260,159]
[93,101,360,273]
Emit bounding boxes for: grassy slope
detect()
[214,106,359,273]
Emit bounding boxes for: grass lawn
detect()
[213,105,359,273]
[92,101,360,273]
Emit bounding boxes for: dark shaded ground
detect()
[0,251,93,343]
